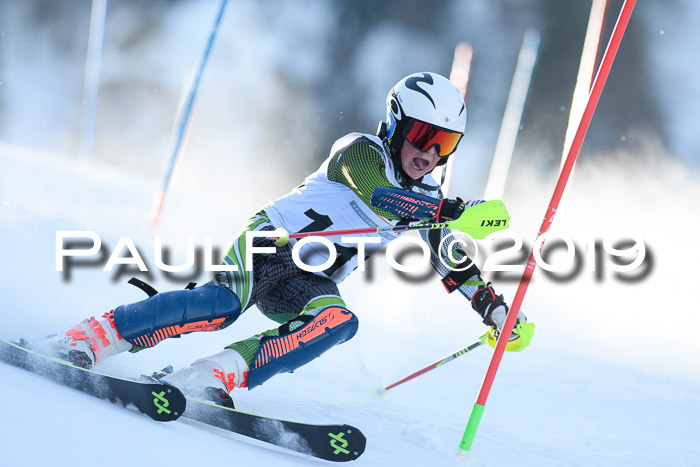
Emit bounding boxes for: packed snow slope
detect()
[1,145,699,466]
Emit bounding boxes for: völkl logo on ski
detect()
[328,431,350,455]
[151,390,171,414]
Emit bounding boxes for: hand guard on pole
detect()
[471,283,534,352]
[447,199,509,239]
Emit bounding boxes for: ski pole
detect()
[272,219,453,247]
[289,220,452,240]
[377,333,488,394]
[274,199,510,245]
[458,0,637,460]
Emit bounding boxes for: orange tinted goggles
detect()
[403,119,463,157]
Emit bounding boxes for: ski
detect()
[182,397,366,462]
[0,338,186,422]
[0,338,366,460]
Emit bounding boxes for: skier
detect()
[45,72,531,407]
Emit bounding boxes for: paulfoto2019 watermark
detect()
[55,230,650,283]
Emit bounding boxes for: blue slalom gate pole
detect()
[152,0,229,227]
[79,0,109,159]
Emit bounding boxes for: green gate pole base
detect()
[458,402,485,459]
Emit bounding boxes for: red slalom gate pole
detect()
[458,0,637,459]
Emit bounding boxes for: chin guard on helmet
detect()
[113,282,241,349]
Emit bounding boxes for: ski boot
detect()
[152,349,249,409]
[42,311,133,368]
[142,367,236,409]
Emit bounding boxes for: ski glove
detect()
[435,197,465,222]
[471,283,534,352]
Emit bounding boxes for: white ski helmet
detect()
[383,72,466,165]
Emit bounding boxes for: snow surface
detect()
[1,144,699,466]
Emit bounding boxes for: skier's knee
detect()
[244,305,358,389]
[114,284,241,348]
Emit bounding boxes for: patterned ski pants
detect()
[210,211,346,324]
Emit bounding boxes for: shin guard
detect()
[245,306,358,389]
[114,284,241,348]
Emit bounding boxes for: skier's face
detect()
[400,139,440,180]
